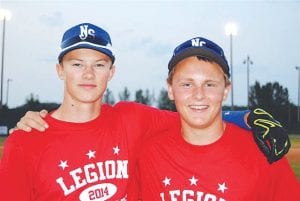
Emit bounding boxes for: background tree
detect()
[249,81,290,109]
[24,93,40,110]
[103,88,115,105]
[118,87,130,101]
[0,93,59,132]
[157,88,176,111]
[134,89,152,105]
[249,81,291,126]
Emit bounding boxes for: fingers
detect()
[39,110,48,118]
[9,127,18,134]
[16,120,32,132]
[16,111,49,132]
[253,134,271,159]
[267,127,291,163]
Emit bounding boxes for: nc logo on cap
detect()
[191,38,206,47]
[79,25,95,40]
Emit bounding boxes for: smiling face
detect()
[56,48,115,105]
[167,56,231,130]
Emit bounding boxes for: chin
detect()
[79,97,101,104]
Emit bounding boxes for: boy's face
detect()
[56,48,115,104]
[167,56,231,129]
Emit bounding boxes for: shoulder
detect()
[114,101,178,117]
[225,122,252,138]
[224,122,261,154]
[113,101,157,117]
[113,101,151,111]
[5,129,46,150]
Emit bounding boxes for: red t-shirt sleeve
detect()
[114,101,179,141]
[258,157,300,201]
[0,133,32,201]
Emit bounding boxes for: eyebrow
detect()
[177,78,223,83]
[67,58,109,62]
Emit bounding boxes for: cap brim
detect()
[168,47,229,77]
[58,43,115,63]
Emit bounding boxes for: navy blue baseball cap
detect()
[168,37,230,78]
[58,23,115,63]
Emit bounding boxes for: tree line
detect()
[0,81,299,134]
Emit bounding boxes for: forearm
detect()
[222,110,251,130]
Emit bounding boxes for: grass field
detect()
[287,135,300,180]
[0,135,300,180]
[0,137,5,159]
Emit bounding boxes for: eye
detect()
[95,63,105,68]
[181,82,192,88]
[72,63,82,68]
[205,82,217,87]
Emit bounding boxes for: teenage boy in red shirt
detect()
[136,36,299,200]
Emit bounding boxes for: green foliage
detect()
[134,89,152,105]
[118,87,130,101]
[249,81,290,109]
[0,93,59,132]
[249,81,299,132]
[157,88,176,111]
[103,88,115,105]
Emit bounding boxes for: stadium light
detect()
[0,8,12,108]
[243,55,253,108]
[225,22,237,110]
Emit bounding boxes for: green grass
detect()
[290,135,300,147]
[288,135,300,180]
[0,137,6,145]
[0,137,6,159]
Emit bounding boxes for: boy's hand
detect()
[9,110,49,134]
[247,108,291,164]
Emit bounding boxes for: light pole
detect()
[6,78,12,107]
[243,55,253,108]
[225,23,237,110]
[296,66,300,122]
[0,9,12,109]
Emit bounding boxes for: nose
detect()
[82,66,95,79]
[193,86,205,100]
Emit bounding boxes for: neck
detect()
[181,117,225,146]
[52,99,102,123]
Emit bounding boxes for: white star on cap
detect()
[217,182,228,193]
[189,176,198,186]
[58,160,68,170]
[113,145,120,155]
[162,177,171,187]
[86,150,96,159]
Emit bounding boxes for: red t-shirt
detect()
[0,102,178,201]
[136,123,300,201]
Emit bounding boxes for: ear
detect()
[167,83,175,101]
[223,83,231,101]
[108,65,116,81]
[56,63,65,80]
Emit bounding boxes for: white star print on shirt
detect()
[189,176,198,186]
[86,150,96,159]
[217,182,228,193]
[113,145,120,155]
[58,160,68,170]
[162,177,171,187]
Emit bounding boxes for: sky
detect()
[0,0,299,108]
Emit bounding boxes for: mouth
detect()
[78,84,97,89]
[188,104,209,111]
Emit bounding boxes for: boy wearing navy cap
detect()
[137,37,300,200]
[1,23,291,200]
